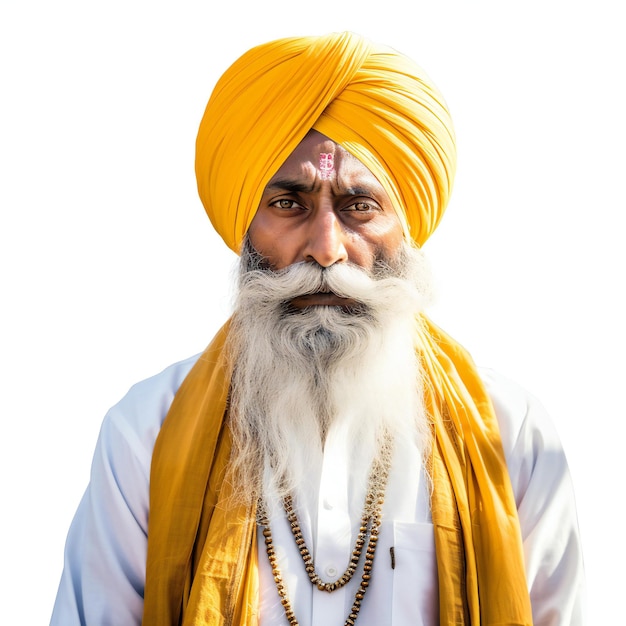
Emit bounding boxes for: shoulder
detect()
[479,367,559,453]
[479,367,571,507]
[49,356,203,626]
[478,373,586,622]
[99,354,202,459]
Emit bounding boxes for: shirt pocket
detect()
[391,521,438,626]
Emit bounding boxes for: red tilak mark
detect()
[319,153,334,179]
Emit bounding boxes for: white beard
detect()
[225,240,433,515]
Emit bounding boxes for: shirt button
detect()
[325,565,338,577]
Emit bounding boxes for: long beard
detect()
[225,239,433,511]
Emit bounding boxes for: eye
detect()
[271,199,302,210]
[343,200,379,213]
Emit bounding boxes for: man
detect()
[51,32,585,625]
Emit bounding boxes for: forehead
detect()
[268,130,382,187]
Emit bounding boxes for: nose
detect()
[302,208,349,267]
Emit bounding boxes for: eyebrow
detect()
[342,186,374,196]
[265,178,316,194]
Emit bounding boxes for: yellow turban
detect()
[195,32,456,252]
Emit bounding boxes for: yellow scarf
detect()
[143,318,532,625]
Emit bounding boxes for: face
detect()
[248,131,404,308]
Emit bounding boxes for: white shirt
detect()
[50,355,585,625]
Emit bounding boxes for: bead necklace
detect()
[258,446,392,626]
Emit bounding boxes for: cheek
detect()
[350,216,405,266]
[382,221,406,255]
[247,207,272,250]
[248,220,297,270]
[247,223,268,256]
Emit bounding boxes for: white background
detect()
[1,1,623,622]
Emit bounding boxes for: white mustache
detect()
[239,260,424,315]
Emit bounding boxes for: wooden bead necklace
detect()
[258,447,392,626]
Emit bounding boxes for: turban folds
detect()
[195,32,456,251]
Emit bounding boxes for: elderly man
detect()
[51,33,585,625]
